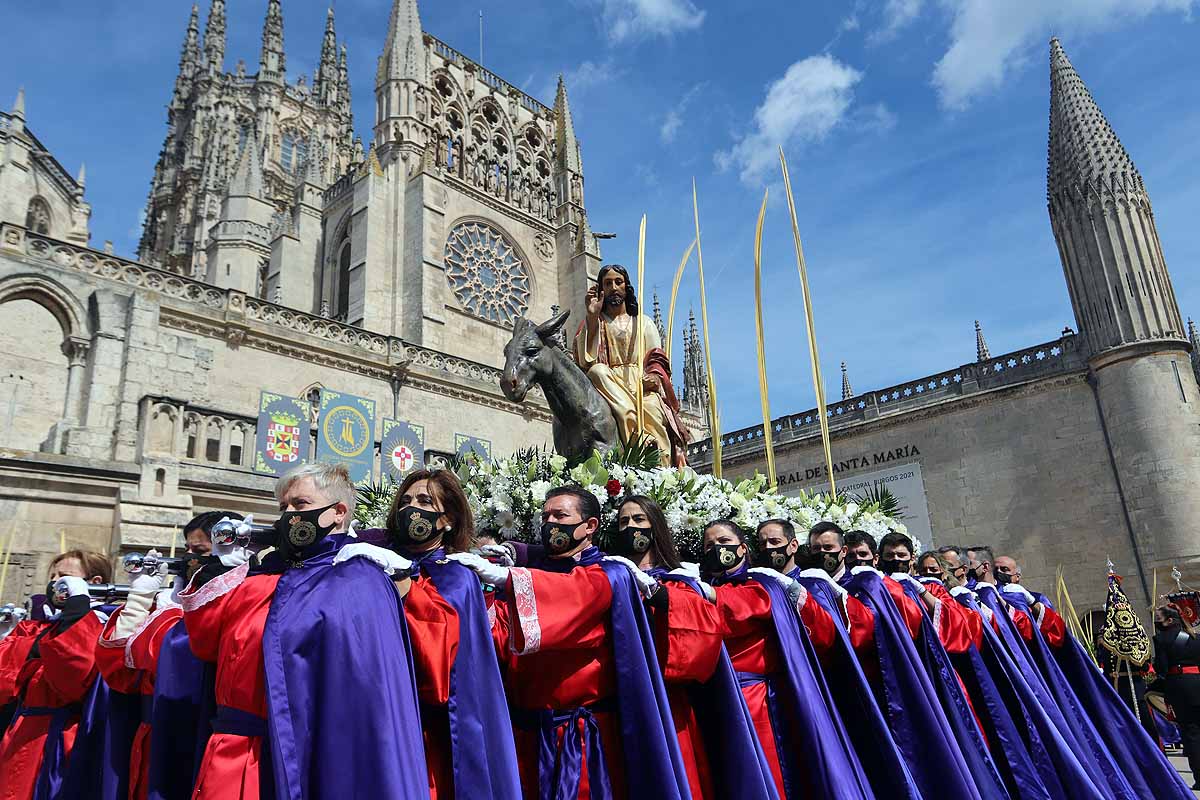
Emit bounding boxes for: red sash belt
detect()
[1168,665,1200,675]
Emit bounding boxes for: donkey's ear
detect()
[535,308,570,340]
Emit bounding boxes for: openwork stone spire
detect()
[975,319,991,361]
[840,362,853,400]
[203,0,226,73]
[652,290,665,342]
[259,0,286,84]
[316,8,339,106]
[1046,37,1184,356]
[554,76,582,174]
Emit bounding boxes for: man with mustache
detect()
[574,264,688,466]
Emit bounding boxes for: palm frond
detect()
[610,435,663,471]
[355,482,396,527]
[853,481,907,520]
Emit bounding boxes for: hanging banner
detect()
[454,433,492,463]
[380,419,425,481]
[253,391,309,476]
[315,389,376,484]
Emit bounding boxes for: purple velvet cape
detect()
[531,547,692,800]
[973,584,1139,800]
[42,664,118,800]
[652,570,779,800]
[841,569,1000,800]
[951,589,1106,800]
[261,536,429,800]
[711,564,873,800]
[418,551,524,800]
[1002,588,1194,799]
[797,573,921,800]
[905,579,1053,800]
[147,617,213,800]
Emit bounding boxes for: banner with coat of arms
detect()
[253,392,310,476]
[315,389,377,484]
[454,434,492,463]
[380,419,425,481]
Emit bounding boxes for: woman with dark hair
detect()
[340,469,522,799]
[608,495,682,572]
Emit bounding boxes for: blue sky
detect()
[2,0,1198,433]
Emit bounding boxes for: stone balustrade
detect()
[688,334,1084,464]
[425,34,551,118]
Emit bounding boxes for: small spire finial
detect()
[12,86,25,120]
[76,162,86,190]
[975,319,991,361]
[840,361,853,400]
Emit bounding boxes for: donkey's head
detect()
[502,309,571,402]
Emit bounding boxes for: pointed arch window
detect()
[335,239,352,321]
[25,198,51,235]
[282,132,307,174]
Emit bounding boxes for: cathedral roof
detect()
[1047,38,1143,199]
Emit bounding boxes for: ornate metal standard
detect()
[443,220,531,326]
[501,310,617,462]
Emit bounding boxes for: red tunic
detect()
[0,611,104,800]
[400,575,461,800]
[711,579,836,799]
[650,582,724,800]
[96,607,160,800]
[1039,606,1067,648]
[180,563,280,800]
[493,564,623,799]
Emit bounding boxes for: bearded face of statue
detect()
[597,265,637,316]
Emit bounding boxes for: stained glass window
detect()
[443,221,530,326]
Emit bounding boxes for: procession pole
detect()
[692,179,722,478]
[59,529,65,556]
[752,189,778,490]
[636,214,647,441]
[0,527,13,600]
[778,148,836,495]
[666,239,697,361]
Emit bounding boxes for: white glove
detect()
[675,561,701,579]
[58,576,91,598]
[212,525,251,568]
[850,565,884,577]
[332,542,413,576]
[602,555,659,599]
[478,543,516,567]
[130,550,168,595]
[447,552,510,587]
[1001,583,1035,604]
[749,567,804,608]
[892,573,923,591]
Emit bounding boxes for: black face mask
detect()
[879,558,910,574]
[757,543,793,570]
[821,552,843,576]
[701,544,743,578]
[608,526,653,559]
[844,554,872,570]
[273,502,339,564]
[541,519,584,555]
[391,506,443,548]
[995,571,1014,586]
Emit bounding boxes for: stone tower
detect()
[1047,39,1200,583]
[137,1,354,276]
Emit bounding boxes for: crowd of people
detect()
[0,461,1196,800]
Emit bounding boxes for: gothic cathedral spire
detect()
[375,0,425,151]
[316,8,339,107]
[173,4,201,104]
[259,0,286,85]
[1046,37,1184,356]
[203,0,226,74]
[553,76,582,175]
[380,0,424,84]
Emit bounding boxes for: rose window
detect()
[443,221,531,325]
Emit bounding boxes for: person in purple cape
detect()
[449,484,692,800]
[1002,578,1194,799]
[179,463,427,800]
[332,468,523,800]
[701,519,873,800]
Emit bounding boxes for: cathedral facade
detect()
[0,0,707,598]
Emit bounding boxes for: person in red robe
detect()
[0,573,105,800]
[450,485,691,800]
[699,520,843,799]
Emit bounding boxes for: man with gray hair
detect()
[179,462,428,798]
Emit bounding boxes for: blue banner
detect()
[380,419,425,482]
[454,433,492,463]
[315,389,376,484]
[253,391,309,476]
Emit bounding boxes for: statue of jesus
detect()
[573,264,690,466]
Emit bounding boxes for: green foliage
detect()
[853,481,907,521]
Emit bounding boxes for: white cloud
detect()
[599,0,706,43]
[716,55,863,183]
[660,84,704,144]
[932,0,1196,109]
[853,102,898,132]
[869,0,923,43]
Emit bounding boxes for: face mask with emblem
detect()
[701,543,743,578]
[541,519,584,555]
[273,502,339,563]
[821,551,843,576]
[391,506,443,548]
[607,525,653,560]
[757,543,793,570]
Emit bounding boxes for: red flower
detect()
[605,479,622,497]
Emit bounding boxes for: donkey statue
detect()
[501,310,618,462]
